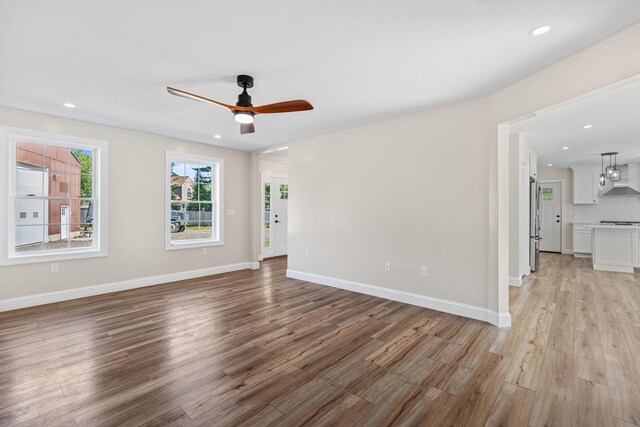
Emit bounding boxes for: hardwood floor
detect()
[0,253,639,426]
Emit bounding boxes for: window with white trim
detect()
[166,151,223,249]
[1,127,108,265]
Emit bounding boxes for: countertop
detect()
[573,222,640,229]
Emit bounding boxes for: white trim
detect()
[165,151,224,251]
[286,269,511,327]
[574,253,592,259]
[593,264,634,273]
[508,276,523,287]
[0,127,108,266]
[0,261,256,313]
[562,249,574,255]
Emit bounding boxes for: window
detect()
[263,182,271,249]
[280,184,289,200]
[166,151,223,249]
[541,187,553,200]
[0,127,108,265]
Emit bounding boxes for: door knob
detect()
[556,220,560,223]
[275,220,281,224]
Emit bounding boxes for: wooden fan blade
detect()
[240,122,255,135]
[167,87,237,111]
[251,100,313,115]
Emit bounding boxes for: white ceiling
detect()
[511,79,640,168]
[2,1,640,152]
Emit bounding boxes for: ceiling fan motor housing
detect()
[236,75,254,108]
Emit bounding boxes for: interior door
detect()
[539,182,562,252]
[273,177,288,256]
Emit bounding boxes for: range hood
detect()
[602,164,640,197]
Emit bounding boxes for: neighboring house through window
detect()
[166,151,223,249]
[0,127,108,265]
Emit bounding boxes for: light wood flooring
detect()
[1,253,639,426]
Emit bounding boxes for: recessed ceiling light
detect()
[583,124,593,129]
[213,134,222,139]
[562,146,569,150]
[547,163,553,167]
[276,146,288,151]
[63,102,76,109]
[529,25,550,36]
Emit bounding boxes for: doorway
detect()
[261,173,288,259]
[273,177,288,256]
[538,181,562,253]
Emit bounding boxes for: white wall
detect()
[574,197,640,223]
[289,22,640,325]
[537,167,574,252]
[0,107,254,302]
[259,160,288,176]
[289,98,492,310]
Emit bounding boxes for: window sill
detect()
[165,240,224,251]
[1,248,107,266]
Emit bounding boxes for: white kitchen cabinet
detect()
[592,226,639,273]
[572,168,598,204]
[573,225,592,255]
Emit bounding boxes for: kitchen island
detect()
[586,224,640,273]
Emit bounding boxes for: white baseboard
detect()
[573,253,592,259]
[508,276,523,287]
[562,249,574,255]
[287,270,511,328]
[0,261,257,313]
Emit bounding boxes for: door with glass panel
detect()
[539,181,562,253]
[273,177,288,256]
[261,174,288,258]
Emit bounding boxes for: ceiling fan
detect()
[167,75,313,135]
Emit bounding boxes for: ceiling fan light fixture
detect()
[234,111,254,124]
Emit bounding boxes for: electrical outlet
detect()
[384,261,391,271]
[304,251,309,259]
[202,248,207,255]
[421,266,428,278]
[50,262,59,273]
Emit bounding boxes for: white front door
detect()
[273,177,288,256]
[61,206,70,240]
[539,182,562,253]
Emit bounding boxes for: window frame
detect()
[165,151,224,250]
[0,127,108,265]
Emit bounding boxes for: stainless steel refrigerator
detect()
[530,178,542,272]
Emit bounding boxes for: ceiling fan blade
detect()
[240,122,255,135]
[251,100,313,115]
[167,87,236,111]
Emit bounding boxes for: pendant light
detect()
[606,154,614,177]
[610,154,622,182]
[600,152,622,184]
